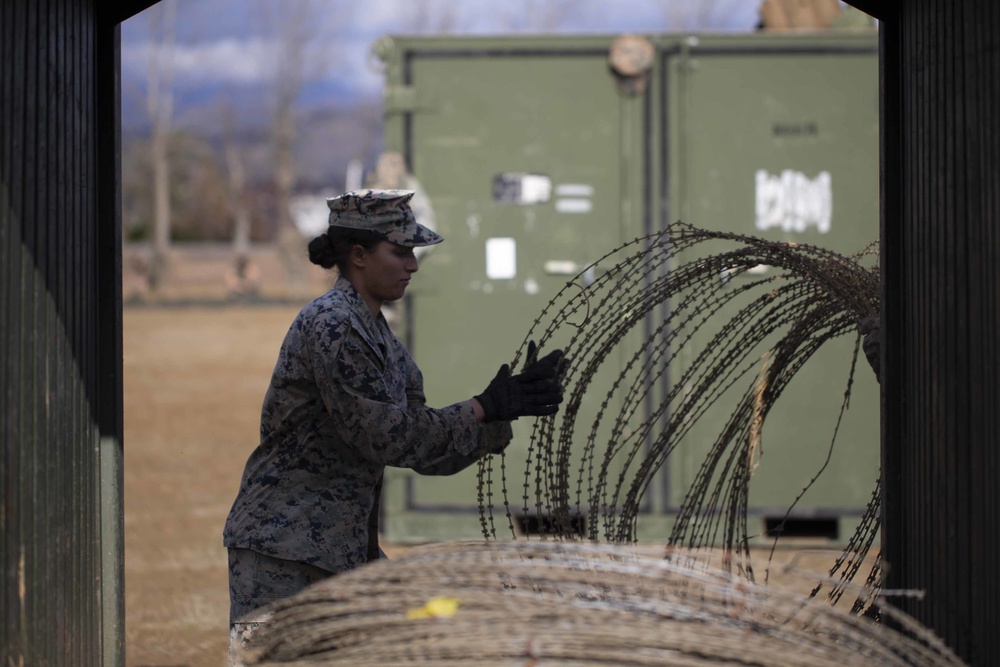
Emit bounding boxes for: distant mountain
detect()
[295,99,387,191]
[121,77,376,134]
[122,80,385,198]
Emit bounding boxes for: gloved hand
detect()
[858,314,881,383]
[475,341,566,423]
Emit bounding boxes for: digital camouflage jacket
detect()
[223,276,512,573]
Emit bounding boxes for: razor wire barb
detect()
[476,220,881,612]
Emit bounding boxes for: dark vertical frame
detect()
[877,1,1000,664]
[96,7,126,666]
[1,1,126,665]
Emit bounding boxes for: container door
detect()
[382,44,651,542]
[655,42,881,545]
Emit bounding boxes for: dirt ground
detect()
[124,303,294,667]
[122,247,868,667]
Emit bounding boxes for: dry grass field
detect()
[121,248,866,667]
[123,244,320,666]
[123,246,413,667]
[124,303,298,667]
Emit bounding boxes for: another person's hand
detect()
[858,314,881,383]
[474,341,566,423]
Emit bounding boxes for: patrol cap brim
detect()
[327,189,444,248]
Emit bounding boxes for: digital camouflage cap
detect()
[326,189,444,247]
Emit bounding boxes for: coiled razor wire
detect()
[477,221,882,612]
[241,540,964,667]
[238,223,965,667]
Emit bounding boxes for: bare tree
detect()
[258,0,332,296]
[145,0,177,293]
[408,0,461,34]
[222,101,252,259]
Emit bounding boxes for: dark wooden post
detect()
[878,1,1000,664]
[1,1,133,664]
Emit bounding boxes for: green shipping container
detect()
[373,30,880,546]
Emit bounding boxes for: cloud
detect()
[122,38,280,85]
[120,0,763,103]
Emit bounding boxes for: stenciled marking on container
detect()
[755,169,832,234]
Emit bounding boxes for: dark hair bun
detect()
[308,233,337,269]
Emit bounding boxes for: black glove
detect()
[519,340,566,381]
[475,341,566,423]
[858,314,881,383]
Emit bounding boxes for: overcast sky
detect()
[121,0,766,107]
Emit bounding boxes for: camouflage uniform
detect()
[226,548,330,665]
[223,190,512,661]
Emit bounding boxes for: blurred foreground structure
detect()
[241,541,964,667]
[2,1,999,665]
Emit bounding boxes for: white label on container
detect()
[486,237,517,279]
[755,169,832,234]
[543,260,579,275]
[555,198,593,214]
[492,173,551,204]
[520,175,552,204]
[556,183,594,197]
